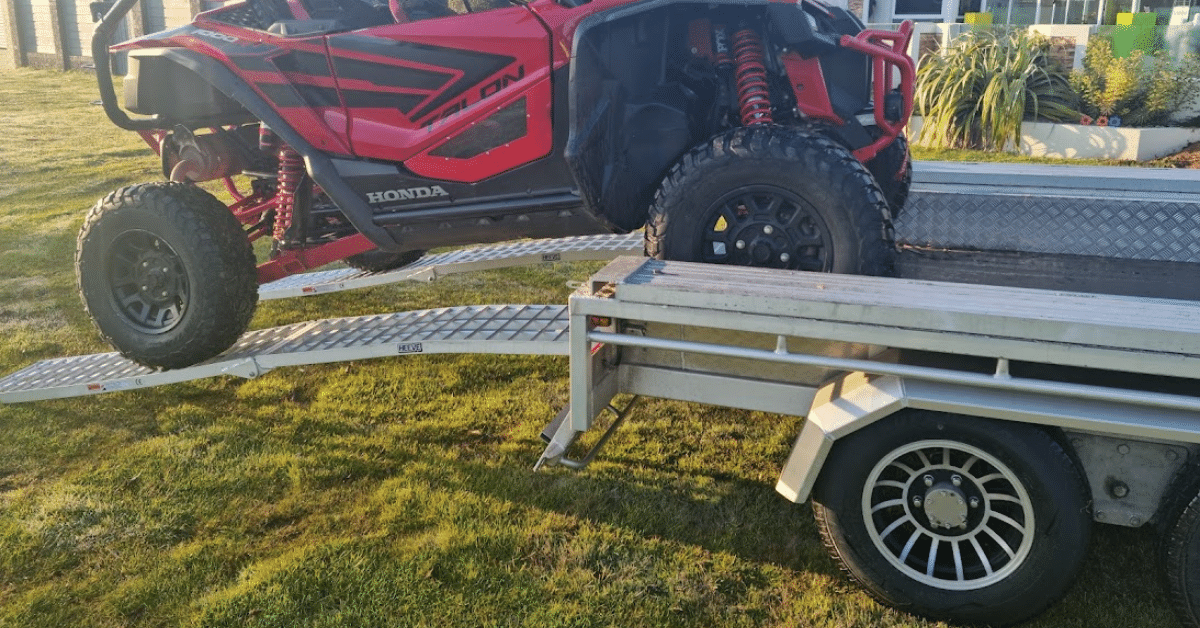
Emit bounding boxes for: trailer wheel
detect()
[1158,471,1200,628]
[645,126,892,275]
[77,182,258,370]
[811,410,1090,626]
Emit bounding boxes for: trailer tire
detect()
[1158,470,1200,628]
[645,126,892,275]
[811,410,1091,626]
[77,182,258,370]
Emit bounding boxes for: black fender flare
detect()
[92,0,400,251]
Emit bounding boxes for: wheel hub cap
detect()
[107,230,189,334]
[923,486,968,529]
[702,187,831,271]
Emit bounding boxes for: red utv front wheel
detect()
[645,126,893,276]
[76,182,258,369]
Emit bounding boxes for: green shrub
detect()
[916,28,1079,151]
[1070,35,1200,127]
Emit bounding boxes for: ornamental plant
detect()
[1070,35,1200,128]
[915,28,1079,151]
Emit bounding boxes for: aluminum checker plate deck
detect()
[902,162,1200,263]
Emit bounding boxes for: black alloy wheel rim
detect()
[699,185,833,271]
[107,229,189,334]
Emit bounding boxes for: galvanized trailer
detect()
[541,256,1200,626]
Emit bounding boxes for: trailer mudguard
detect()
[775,372,906,503]
[777,369,1200,506]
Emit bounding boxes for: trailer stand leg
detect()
[534,396,642,471]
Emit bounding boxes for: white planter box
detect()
[907,117,1200,161]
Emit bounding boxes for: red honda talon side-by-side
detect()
[84,0,914,368]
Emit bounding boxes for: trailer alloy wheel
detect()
[645,126,892,276]
[812,410,1091,626]
[861,439,1037,590]
[77,182,258,370]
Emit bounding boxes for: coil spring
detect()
[274,145,304,242]
[732,28,773,126]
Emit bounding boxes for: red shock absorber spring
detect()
[731,27,773,126]
[274,145,304,243]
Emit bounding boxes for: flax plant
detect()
[916,29,1079,151]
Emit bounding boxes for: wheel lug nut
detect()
[763,225,774,235]
[952,474,963,487]
[735,240,746,250]
[970,497,980,508]
[780,253,790,263]
[924,475,934,487]
[912,496,922,507]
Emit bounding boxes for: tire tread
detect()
[645,125,893,275]
[76,182,258,369]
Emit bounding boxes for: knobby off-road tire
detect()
[77,182,258,370]
[645,126,892,275]
[866,132,912,219]
[811,410,1091,626]
[344,249,426,273]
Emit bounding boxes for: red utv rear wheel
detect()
[645,126,893,276]
[76,182,258,369]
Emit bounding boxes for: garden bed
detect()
[909,117,1200,161]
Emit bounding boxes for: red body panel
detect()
[780,51,840,125]
[325,7,553,180]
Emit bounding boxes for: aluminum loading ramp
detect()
[0,304,568,404]
[259,233,644,300]
[2,232,638,404]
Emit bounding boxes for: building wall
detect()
[27,0,51,53]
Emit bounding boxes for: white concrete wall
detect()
[910,117,1200,160]
[163,0,193,28]
[29,0,55,53]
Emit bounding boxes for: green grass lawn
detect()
[0,67,1183,628]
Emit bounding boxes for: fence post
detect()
[47,0,67,69]
[128,0,146,38]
